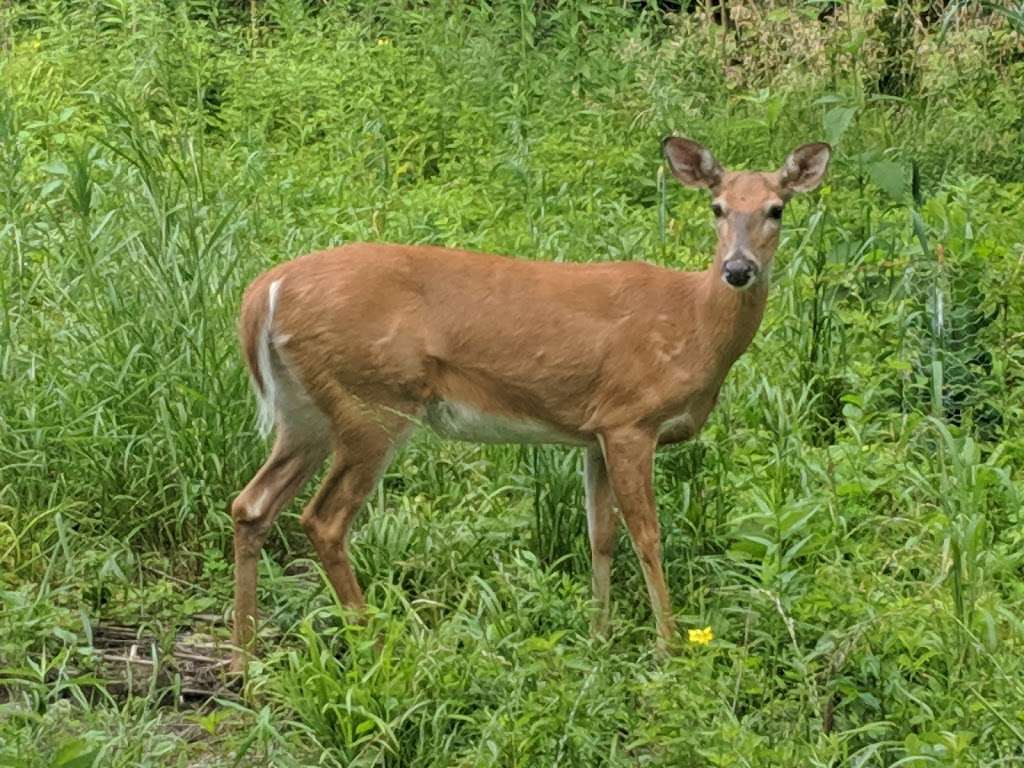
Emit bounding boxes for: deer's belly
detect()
[424,400,589,447]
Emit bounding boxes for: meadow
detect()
[2,1,1024,765]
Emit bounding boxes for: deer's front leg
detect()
[599,429,675,649]
[584,446,618,637]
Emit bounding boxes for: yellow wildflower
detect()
[377,37,391,46]
[687,626,714,646]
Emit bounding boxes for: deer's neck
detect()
[694,266,769,370]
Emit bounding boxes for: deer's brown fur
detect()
[228,138,831,671]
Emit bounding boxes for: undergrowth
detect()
[1,1,1023,765]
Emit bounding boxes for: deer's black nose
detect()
[722,258,757,288]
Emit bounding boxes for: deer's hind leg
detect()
[299,404,415,616]
[230,427,327,672]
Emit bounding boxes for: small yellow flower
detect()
[377,37,391,46]
[687,626,714,646]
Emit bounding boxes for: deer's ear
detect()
[779,143,831,197]
[662,137,724,190]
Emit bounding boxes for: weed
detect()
[1,1,1023,765]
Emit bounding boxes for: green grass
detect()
[2,1,1024,765]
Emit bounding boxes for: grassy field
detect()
[2,1,1024,765]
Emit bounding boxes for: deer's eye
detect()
[711,203,725,219]
[767,205,784,221]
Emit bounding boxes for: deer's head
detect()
[662,137,831,291]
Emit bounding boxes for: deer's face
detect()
[662,137,832,292]
[710,173,785,290]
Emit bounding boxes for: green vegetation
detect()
[2,1,1023,765]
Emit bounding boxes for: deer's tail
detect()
[239,276,283,438]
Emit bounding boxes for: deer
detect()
[228,137,831,672]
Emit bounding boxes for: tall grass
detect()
[2,1,1023,765]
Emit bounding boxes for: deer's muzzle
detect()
[722,257,758,289]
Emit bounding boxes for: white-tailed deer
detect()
[229,137,831,671]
